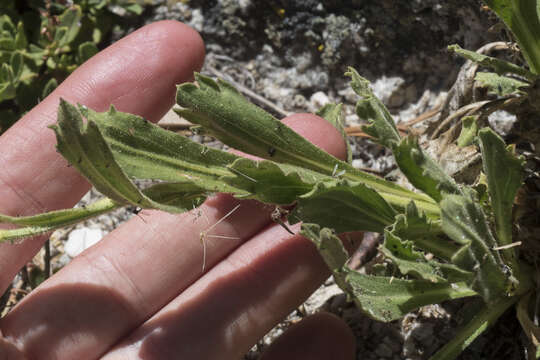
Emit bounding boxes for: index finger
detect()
[0,21,205,292]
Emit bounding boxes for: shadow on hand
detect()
[136,225,329,359]
[1,282,139,359]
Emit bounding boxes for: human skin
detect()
[0,21,356,359]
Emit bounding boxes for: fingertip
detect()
[260,312,356,360]
[281,113,348,161]
[145,20,206,78]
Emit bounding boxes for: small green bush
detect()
[0,0,147,134]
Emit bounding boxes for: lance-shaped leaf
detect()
[301,224,477,322]
[175,73,437,216]
[345,273,476,322]
[316,103,352,163]
[345,67,401,148]
[393,136,461,202]
[222,158,327,204]
[478,128,524,265]
[475,72,529,97]
[441,189,509,303]
[51,100,216,213]
[176,73,344,170]
[85,104,244,195]
[0,198,119,242]
[448,44,537,80]
[177,73,340,173]
[482,0,540,74]
[291,179,397,233]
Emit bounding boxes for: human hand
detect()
[0,21,357,359]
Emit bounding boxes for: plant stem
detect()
[376,190,440,219]
[0,198,120,242]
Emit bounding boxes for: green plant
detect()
[0,0,147,134]
[0,70,528,358]
[2,1,540,359]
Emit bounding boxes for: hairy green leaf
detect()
[382,222,472,283]
[346,273,476,322]
[448,44,536,80]
[176,72,439,217]
[86,104,244,195]
[302,224,477,323]
[176,73,356,178]
[475,72,529,96]
[389,202,457,261]
[441,190,509,302]
[176,72,334,166]
[223,158,326,204]
[345,67,401,148]
[50,100,215,213]
[393,136,461,202]
[291,179,397,233]
[382,230,447,282]
[478,128,524,264]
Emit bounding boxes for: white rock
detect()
[352,159,365,169]
[310,91,330,108]
[303,281,343,313]
[189,9,204,33]
[65,228,104,258]
[488,110,516,136]
[371,76,405,106]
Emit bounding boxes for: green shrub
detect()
[0,0,147,134]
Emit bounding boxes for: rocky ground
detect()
[4,1,530,359]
